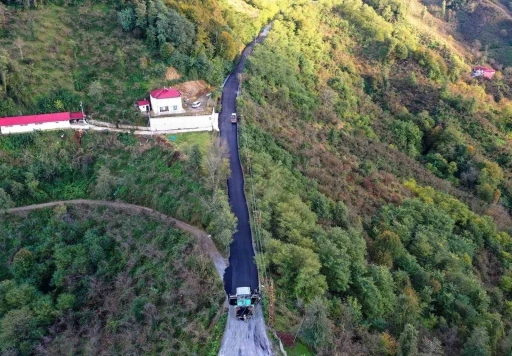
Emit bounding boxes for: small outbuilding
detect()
[137,100,150,113]
[471,66,496,79]
[149,87,185,115]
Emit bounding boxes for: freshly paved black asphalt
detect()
[222,27,270,296]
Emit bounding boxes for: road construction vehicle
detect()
[228,287,261,320]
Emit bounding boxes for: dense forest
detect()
[0,206,225,354]
[1,0,512,354]
[237,0,512,354]
[0,130,235,354]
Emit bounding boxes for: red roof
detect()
[150,88,181,99]
[70,112,84,119]
[137,100,150,106]
[0,112,79,126]
[473,66,495,72]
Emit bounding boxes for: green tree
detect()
[462,327,491,356]
[317,237,351,293]
[118,8,135,32]
[217,31,238,61]
[0,188,13,211]
[300,297,333,352]
[93,167,118,200]
[398,324,419,356]
[56,293,75,312]
[206,190,237,255]
[266,239,327,302]
[391,120,423,157]
[0,49,8,94]
[12,249,34,281]
[0,308,40,352]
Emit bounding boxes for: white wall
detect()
[150,113,219,132]
[150,96,184,115]
[138,105,150,113]
[1,121,71,134]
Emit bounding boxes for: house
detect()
[137,100,150,113]
[0,112,87,134]
[149,87,185,115]
[471,66,496,79]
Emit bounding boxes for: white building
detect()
[0,112,87,134]
[149,88,185,115]
[137,99,150,113]
[149,109,219,133]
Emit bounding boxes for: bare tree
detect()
[14,38,24,60]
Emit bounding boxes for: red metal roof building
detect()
[150,88,181,99]
[0,112,85,134]
[148,87,184,115]
[472,66,496,79]
[0,112,84,126]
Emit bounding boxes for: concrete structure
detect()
[149,87,185,115]
[471,66,496,79]
[137,100,150,113]
[0,112,87,134]
[149,110,219,133]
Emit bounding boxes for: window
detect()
[173,105,178,111]
[160,106,169,112]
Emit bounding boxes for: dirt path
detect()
[4,199,227,279]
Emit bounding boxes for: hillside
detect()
[0,205,224,354]
[0,0,281,122]
[1,0,512,354]
[236,0,512,354]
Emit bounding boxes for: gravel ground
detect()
[219,304,273,356]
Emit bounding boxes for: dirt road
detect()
[4,199,227,279]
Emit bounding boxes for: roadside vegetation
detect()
[0,206,225,354]
[0,130,236,254]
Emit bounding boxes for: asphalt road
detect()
[221,26,270,297]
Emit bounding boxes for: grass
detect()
[204,313,228,356]
[171,131,212,153]
[284,341,313,356]
[0,4,165,123]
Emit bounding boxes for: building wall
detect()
[138,105,150,113]
[149,96,184,115]
[1,121,71,134]
[149,113,219,132]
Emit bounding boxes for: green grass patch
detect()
[171,131,212,153]
[284,341,313,356]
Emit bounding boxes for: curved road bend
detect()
[219,25,274,356]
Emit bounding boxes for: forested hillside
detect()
[237,0,512,354]
[0,206,225,354]
[0,0,281,121]
[1,0,512,354]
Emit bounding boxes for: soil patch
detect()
[276,332,295,347]
[175,80,211,101]
[165,66,182,80]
